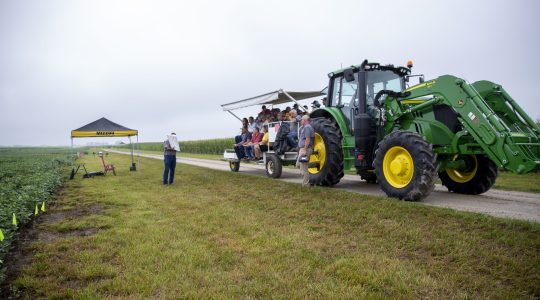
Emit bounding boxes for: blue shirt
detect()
[240,132,252,143]
[289,116,301,134]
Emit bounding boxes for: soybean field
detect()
[0,148,71,283]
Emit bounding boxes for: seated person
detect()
[255,117,264,131]
[247,116,257,133]
[235,118,249,143]
[234,127,251,160]
[273,120,290,155]
[271,108,280,121]
[243,127,263,160]
[234,130,242,144]
[254,125,269,159]
[286,109,300,149]
[284,107,291,119]
[259,105,270,117]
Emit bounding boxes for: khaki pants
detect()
[297,148,312,187]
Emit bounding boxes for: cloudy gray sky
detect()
[1,0,539,146]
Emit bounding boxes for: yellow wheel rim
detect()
[383,146,414,188]
[308,133,326,174]
[446,155,478,183]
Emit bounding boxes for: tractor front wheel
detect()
[374,131,437,201]
[439,154,498,194]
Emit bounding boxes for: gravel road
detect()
[109,150,540,223]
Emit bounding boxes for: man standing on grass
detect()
[163,133,178,185]
[297,115,314,187]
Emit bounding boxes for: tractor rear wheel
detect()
[374,131,437,201]
[439,154,498,194]
[309,118,344,186]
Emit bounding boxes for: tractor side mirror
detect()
[406,74,425,85]
[344,69,356,82]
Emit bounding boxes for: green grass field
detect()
[6,153,539,298]
[493,171,540,193]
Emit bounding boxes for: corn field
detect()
[117,138,235,155]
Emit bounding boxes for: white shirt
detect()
[248,122,257,133]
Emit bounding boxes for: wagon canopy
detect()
[71,117,138,138]
[221,89,325,111]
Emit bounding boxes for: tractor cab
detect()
[326,61,410,133]
[320,61,412,178]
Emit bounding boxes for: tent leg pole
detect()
[130,136,134,165]
[71,138,74,168]
[137,135,140,176]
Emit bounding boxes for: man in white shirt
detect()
[163,133,178,185]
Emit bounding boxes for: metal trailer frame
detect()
[221,89,325,178]
[222,121,300,178]
[223,148,300,178]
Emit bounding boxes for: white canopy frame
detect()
[221,89,325,114]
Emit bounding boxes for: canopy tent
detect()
[221,89,325,112]
[70,117,139,173]
[71,117,138,137]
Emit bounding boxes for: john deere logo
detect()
[97,131,114,135]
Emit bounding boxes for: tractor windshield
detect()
[366,71,403,105]
[330,73,358,108]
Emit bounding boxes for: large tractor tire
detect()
[439,154,498,194]
[309,118,344,186]
[374,131,437,201]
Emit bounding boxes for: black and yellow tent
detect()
[71,117,139,172]
[71,117,138,138]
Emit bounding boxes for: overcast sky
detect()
[1,0,539,146]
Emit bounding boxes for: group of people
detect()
[162,102,319,188]
[234,104,307,161]
[233,105,308,161]
[233,105,315,188]
[255,103,315,123]
[234,122,269,161]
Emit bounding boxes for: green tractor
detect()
[308,60,540,200]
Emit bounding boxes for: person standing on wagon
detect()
[163,133,179,185]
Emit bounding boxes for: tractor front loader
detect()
[308,60,540,200]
